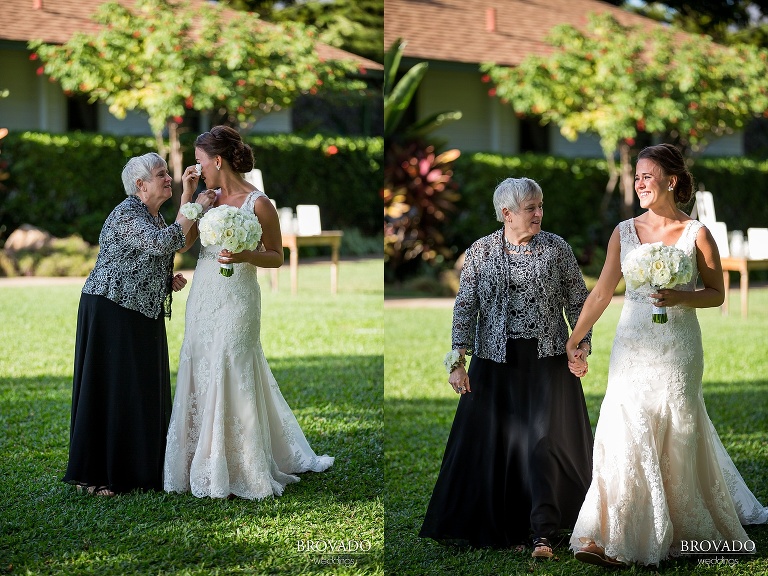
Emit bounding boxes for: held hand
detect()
[182,165,200,196]
[171,273,187,292]
[195,189,217,210]
[568,357,589,378]
[566,341,583,364]
[448,365,471,395]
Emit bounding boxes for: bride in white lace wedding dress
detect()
[164,127,333,499]
[564,144,767,567]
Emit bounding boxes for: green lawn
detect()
[0,258,383,575]
[385,289,768,576]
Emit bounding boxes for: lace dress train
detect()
[164,191,333,499]
[570,219,767,565]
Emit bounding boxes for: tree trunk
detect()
[600,152,619,235]
[155,123,183,209]
[619,141,635,220]
[169,122,183,209]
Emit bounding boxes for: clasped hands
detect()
[566,343,589,378]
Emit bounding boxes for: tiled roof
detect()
[384,0,661,67]
[1,0,381,69]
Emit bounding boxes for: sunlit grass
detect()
[0,258,383,575]
[385,289,768,575]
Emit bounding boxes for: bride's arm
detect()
[221,196,284,269]
[656,226,724,309]
[566,227,623,361]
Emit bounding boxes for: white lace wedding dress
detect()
[570,218,767,565]
[164,190,333,499]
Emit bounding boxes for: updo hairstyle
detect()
[637,143,694,205]
[194,125,255,173]
[492,177,543,222]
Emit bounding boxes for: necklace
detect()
[504,236,530,254]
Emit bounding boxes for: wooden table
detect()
[268,231,343,295]
[720,256,768,318]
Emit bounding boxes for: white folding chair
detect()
[709,221,730,258]
[747,227,768,259]
[296,204,322,236]
[692,191,717,224]
[243,168,265,192]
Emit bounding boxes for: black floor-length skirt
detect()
[419,338,594,548]
[62,294,172,493]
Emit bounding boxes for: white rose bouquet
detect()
[198,205,262,277]
[622,242,693,323]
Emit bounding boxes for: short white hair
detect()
[121,152,167,196]
[492,177,543,221]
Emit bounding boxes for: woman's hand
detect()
[566,341,588,377]
[181,165,201,197]
[171,273,187,292]
[195,189,217,211]
[650,288,685,308]
[568,356,588,378]
[218,249,246,265]
[448,365,471,395]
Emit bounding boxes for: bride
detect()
[564,143,767,567]
[163,126,333,499]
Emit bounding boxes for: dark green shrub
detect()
[448,153,612,266]
[446,152,768,271]
[0,131,383,246]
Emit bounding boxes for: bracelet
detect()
[180,202,203,221]
[443,350,466,373]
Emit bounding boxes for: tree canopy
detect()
[30,0,367,193]
[481,13,768,220]
[221,0,384,64]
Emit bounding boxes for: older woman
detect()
[419,177,594,558]
[62,152,213,496]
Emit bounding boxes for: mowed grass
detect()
[0,258,383,575]
[384,288,768,576]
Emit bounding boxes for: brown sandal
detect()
[574,541,626,568]
[532,536,553,559]
[75,484,115,497]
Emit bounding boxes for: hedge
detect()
[0,131,382,245]
[446,152,768,270]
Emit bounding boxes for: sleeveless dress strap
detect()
[241,190,268,213]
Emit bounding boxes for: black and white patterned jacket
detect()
[452,228,591,361]
[82,196,185,319]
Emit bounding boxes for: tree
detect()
[619,0,768,47]
[220,0,384,64]
[30,0,366,202]
[481,13,768,222]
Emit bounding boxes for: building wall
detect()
[0,44,293,137]
[418,69,517,154]
[0,47,66,132]
[415,66,747,159]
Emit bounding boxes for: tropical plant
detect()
[384,38,461,142]
[383,38,462,281]
[482,13,768,223]
[29,0,366,203]
[383,142,460,281]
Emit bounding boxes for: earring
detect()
[216,164,220,171]
[668,185,674,191]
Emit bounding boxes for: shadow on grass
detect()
[384,381,768,575]
[1,355,383,574]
